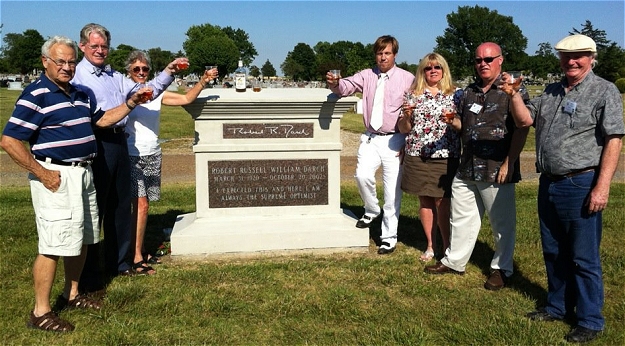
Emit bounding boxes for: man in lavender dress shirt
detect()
[327,35,414,254]
[71,23,184,290]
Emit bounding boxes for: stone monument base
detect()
[171,209,368,256]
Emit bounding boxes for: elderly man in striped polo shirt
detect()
[0,36,149,332]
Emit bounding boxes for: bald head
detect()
[475,42,503,85]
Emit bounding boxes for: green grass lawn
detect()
[1,87,624,344]
[0,183,624,344]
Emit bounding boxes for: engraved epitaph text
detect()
[208,159,328,208]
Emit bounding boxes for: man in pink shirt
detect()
[327,35,414,254]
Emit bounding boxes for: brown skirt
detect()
[401,155,459,198]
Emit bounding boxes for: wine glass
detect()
[404,91,417,107]
[139,83,153,103]
[176,60,189,70]
[205,65,218,85]
[442,104,456,124]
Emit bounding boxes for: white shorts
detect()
[29,162,99,257]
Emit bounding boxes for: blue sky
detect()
[1,0,623,75]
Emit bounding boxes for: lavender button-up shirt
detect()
[71,58,174,127]
[329,65,414,134]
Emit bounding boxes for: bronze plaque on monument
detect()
[208,159,328,208]
[223,123,314,139]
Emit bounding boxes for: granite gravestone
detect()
[171,88,368,256]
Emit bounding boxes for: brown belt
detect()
[543,167,596,181]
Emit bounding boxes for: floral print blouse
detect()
[404,89,461,158]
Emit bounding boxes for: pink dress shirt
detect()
[330,65,414,134]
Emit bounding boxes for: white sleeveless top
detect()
[126,93,164,156]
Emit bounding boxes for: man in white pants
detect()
[424,42,529,290]
[326,35,414,254]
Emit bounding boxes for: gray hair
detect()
[591,52,598,68]
[41,36,78,58]
[79,23,111,45]
[124,50,152,72]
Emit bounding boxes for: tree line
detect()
[1,6,624,86]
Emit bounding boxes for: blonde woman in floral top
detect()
[398,53,461,262]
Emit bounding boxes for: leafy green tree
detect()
[2,29,45,74]
[525,42,559,79]
[261,59,276,77]
[281,43,316,81]
[434,5,528,79]
[396,62,417,75]
[570,20,610,50]
[249,65,260,78]
[0,58,9,73]
[594,42,625,83]
[345,42,374,75]
[314,40,372,78]
[147,47,175,76]
[221,26,257,67]
[107,44,136,73]
[569,20,625,83]
[183,24,239,77]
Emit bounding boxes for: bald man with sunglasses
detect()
[425,42,529,292]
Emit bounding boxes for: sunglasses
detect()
[474,55,501,64]
[132,66,150,73]
[424,65,442,72]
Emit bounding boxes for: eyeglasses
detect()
[87,44,109,51]
[45,56,77,68]
[132,66,150,73]
[474,55,501,64]
[424,65,442,72]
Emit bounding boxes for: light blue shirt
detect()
[71,58,174,127]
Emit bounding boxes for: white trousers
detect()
[441,177,516,276]
[355,132,405,247]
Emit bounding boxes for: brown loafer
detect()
[484,269,507,291]
[424,261,464,275]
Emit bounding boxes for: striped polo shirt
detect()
[2,73,105,162]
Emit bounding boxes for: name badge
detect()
[563,100,577,115]
[470,103,483,114]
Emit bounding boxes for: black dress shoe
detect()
[424,262,464,275]
[565,326,601,343]
[356,214,379,228]
[526,308,561,322]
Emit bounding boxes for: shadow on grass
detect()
[340,202,428,250]
[468,240,548,307]
[144,209,187,255]
[342,200,548,305]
